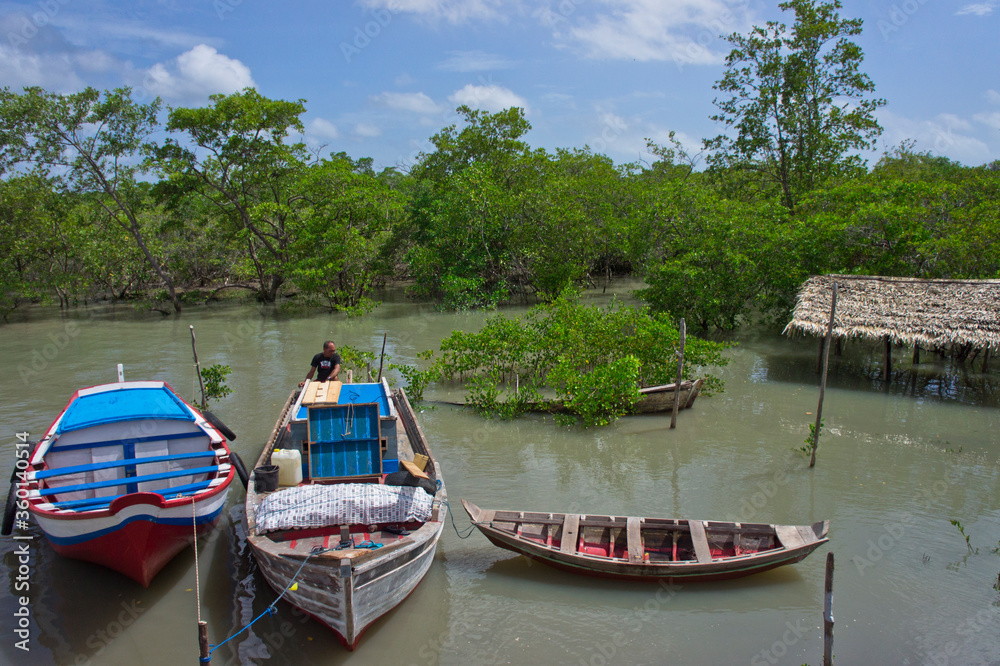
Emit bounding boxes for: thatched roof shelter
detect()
[784,275,1000,351]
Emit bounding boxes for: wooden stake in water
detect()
[811,285,837,468]
[377,332,387,381]
[190,326,207,410]
[823,552,835,665]
[670,319,686,430]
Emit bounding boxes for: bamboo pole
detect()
[377,332,387,381]
[811,284,837,468]
[823,552,835,666]
[670,319,686,430]
[190,326,207,410]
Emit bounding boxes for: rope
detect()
[192,500,202,625]
[209,546,328,655]
[444,500,481,539]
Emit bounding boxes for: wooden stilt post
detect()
[670,319,686,430]
[983,348,991,372]
[912,343,920,365]
[198,620,210,664]
[888,341,893,380]
[823,552,835,666]
[811,284,837,469]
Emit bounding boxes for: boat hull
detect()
[250,516,443,648]
[35,490,228,587]
[464,500,828,583]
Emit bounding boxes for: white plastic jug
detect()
[271,448,303,486]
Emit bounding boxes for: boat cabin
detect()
[282,379,399,483]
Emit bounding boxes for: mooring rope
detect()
[208,545,328,656]
[191,501,202,625]
[443,499,482,539]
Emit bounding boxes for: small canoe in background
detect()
[12,381,237,587]
[462,500,829,582]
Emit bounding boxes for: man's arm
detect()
[330,362,341,381]
[299,365,317,387]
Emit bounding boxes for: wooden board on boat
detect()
[462,499,828,582]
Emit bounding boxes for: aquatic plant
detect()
[408,288,729,426]
[201,363,232,406]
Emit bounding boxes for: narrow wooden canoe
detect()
[462,500,828,582]
[245,380,447,650]
[445,378,704,415]
[14,381,235,587]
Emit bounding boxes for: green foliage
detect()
[949,519,978,554]
[201,364,232,406]
[706,0,884,213]
[412,289,729,426]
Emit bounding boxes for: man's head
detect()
[323,341,336,357]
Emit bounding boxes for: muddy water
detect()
[1,288,998,665]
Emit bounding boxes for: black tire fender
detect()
[230,451,249,490]
[1,480,18,536]
[203,410,237,441]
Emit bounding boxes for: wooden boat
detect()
[12,380,237,587]
[462,500,828,582]
[445,378,704,415]
[244,379,447,650]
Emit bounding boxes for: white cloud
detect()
[879,110,992,166]
[437,50,516,72]
[360,0,506,24]
[354,122,382,137]
[448,84,527,113]
[370,91,442,114]
[986,90,1000,105]
[973,111,1000,131]
[549,0,754,65]
[143,45,255,104]
[0,45,85,91]
[307,118,340,140]
[956,2,998,16]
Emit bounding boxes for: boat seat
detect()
[688,520,714,563]
[626,516,644,563]
[30,451,220,480]
[47,430,207,453]
[560,514,580,554]
[43,479,220,511]
[37,464,229,497]
[774,525,809,549]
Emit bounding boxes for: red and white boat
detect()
[11,380,240,587]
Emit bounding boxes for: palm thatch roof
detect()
[784,275,1000,351]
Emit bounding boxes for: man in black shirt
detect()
[300,340,342,386]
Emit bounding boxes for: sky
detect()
[0,0,998,172]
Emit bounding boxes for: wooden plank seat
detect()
[626,516,644,563]
[36,464,229,497]
[30,451,220,480]
[688,520,714,563]
[44,479,221,511]
[560,514,581,554]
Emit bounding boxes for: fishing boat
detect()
[7,380,240,587]
[244,379,447,650]
[462,500,828,582]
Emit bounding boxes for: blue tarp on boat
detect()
[57,386,194,433]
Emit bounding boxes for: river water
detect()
[1,286,998,666]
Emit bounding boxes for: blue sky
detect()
[1,0,997,171]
